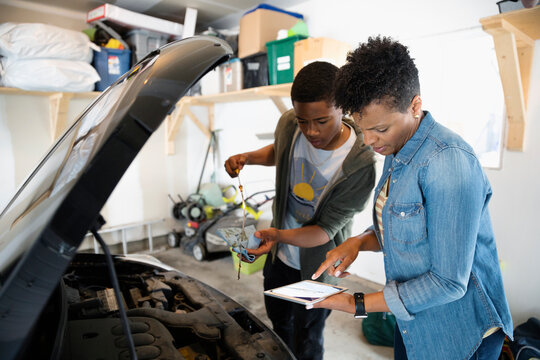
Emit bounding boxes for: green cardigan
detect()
[270,109,376,284]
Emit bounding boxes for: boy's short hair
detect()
[291,61,338,104]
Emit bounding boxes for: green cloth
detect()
[362,312,397,347]
[271,109,375,284]
[288,20,309,38]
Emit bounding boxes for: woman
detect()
[310,36,512,360]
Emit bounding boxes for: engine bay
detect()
[24,253,293,360]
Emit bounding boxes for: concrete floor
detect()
[150,243,394,360]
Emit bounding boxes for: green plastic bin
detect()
[266,35,307,85]
[231,250,267,275]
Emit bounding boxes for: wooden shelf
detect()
[0,87,99,98]
[165,83,292,154]
[0,87,100,141]
[480,6,540,151]
[0,83,292,154]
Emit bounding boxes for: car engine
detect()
[23,253,293,360]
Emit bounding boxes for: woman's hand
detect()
[306,292,355,313]
[245,228,280,258]
[311,236,364,280]
[224,153,248,178]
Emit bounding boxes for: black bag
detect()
[510,317,540,360]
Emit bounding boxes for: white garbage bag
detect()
[0,57,100,92]
[0,22,98,62]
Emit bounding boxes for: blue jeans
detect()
[263,256,331,360]
[394,325,505,360]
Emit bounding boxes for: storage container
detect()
[220,58,243,92]
[92,47,131,91]
[266,35,307,85]
[231,250,267,275]
[238,4,303,58]
[241,52,269,89]
[125,29,169,63]
[294,37,352,76]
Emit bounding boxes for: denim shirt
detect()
[374,112,512,360]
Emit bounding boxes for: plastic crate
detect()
[231,250,267,275]
[92,47,131,91]
[241,52,269,89]
[266,35,307,85]
[125,29,169,63]
[220,58,243,92]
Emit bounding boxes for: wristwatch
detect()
[354,292,368,319]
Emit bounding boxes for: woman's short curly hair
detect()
[334,36,420,115]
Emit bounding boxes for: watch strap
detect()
[354,292,367,319]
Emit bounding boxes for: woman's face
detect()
[293,100,343,150]
[352,97,422,156]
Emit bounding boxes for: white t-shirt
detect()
[277,124,356,269]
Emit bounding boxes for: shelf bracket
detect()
[270,96,288,114]
[185,107,211,139]
[165,83,292,154]
[49,92,73,141]
[480,7,539,151]
[166,99,188,155]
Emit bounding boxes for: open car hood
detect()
[0,36,232,358]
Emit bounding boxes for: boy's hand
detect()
[246,228,280,257]
[224,154,248,178]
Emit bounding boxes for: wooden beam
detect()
[0,87,99,98]
[270,96,288,114]
[491,31,526,151]
[518,44,533,108]
[208,104,215,131]
[165,103,186,155]
[185,108,211,139]
[480,7,540,151]
[49,92,73,141]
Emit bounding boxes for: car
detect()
[0,36,294,360]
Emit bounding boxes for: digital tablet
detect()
[264,280,348,306]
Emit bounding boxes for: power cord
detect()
[91,215,138,360]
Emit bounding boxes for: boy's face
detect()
[293,100,343,150]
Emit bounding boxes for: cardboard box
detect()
[238,8,301,58]
[294,37,352,76]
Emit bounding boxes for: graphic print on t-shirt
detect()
[288,158,328,224]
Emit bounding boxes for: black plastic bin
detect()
[241,52,269,89]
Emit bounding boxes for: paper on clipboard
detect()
[264,280,348,306]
